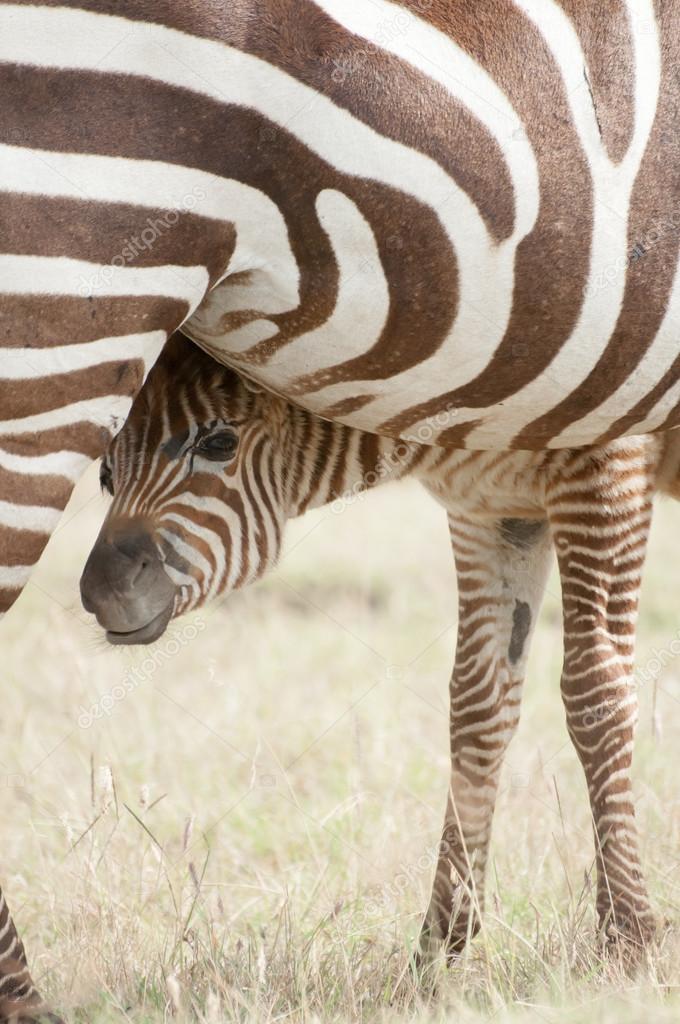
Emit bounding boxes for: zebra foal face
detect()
[80,335,288,644]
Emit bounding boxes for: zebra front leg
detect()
[548,447,656,947]
[420,515,553,962]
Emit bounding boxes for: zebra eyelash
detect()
[192,429,239,462]
[160,424,239,466]
[186,428,240,474]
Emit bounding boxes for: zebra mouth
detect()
[105,603,174,646]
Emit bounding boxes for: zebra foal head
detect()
[80,334,293,644]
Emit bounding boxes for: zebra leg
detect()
[547,453,656,948]
[419,515,553,962]
[0,885,62,1023]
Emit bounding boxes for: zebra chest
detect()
[422,453,549,521]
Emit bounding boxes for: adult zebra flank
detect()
[5,3,680,465]
[2,0,680,1019]
[82,332,680,970]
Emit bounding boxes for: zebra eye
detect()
[100,460,114,496]
[195,430,239,463]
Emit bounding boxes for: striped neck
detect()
[281,406,425,517]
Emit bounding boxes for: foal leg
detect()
[547,446,655,946]
[420,515,553,961]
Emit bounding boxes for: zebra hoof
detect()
[600,908,658,962]
[418,897,480,970]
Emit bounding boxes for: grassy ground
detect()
[5,469,680,1022]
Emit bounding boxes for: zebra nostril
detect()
[80,524,176,640]
[129,556,151,588]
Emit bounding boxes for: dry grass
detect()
[5,468,680,1022]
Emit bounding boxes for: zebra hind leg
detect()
[548,447,656,950]
[419,515,553,965]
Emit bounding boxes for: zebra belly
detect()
[180,0,680,451]
[185,243,680,452]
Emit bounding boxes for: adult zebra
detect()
[1,0,680,1018]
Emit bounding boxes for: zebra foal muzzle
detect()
[80,521,176,645]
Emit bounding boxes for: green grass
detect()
[5,469,680,1021]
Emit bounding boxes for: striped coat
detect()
[2,2,680,1019]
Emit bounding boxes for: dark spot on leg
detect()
[500,518,548,550]
[509,600,531,664]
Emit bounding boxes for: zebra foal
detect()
[81,334,679,959]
